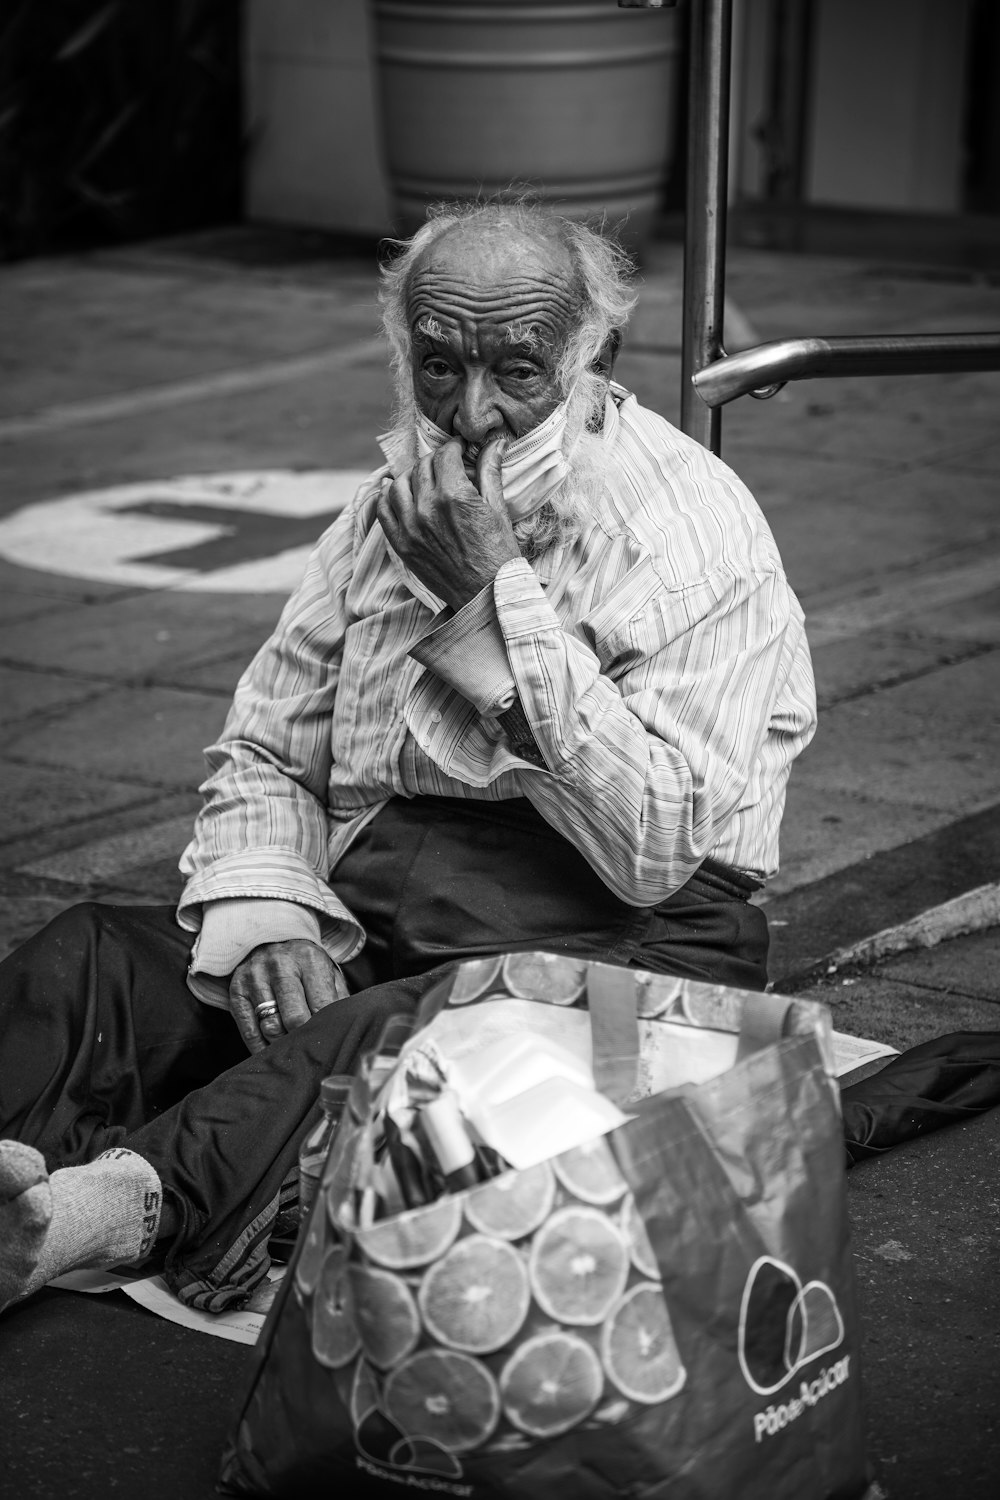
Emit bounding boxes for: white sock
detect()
[0,1141,162,1313]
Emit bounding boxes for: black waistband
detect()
[386,795,762,903]
[687,856,763,902]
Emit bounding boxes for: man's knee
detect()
[48,899,107,945]
[22,902,150,978]
[15,900,158,958]
[1,902,185,1014]
[2,901,104,976]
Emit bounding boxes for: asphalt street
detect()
[0,226,998,1497]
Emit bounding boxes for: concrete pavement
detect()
[0,225,998,1496]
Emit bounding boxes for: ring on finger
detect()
[254,1001,280,1022]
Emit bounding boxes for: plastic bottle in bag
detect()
[298,1074,352,1223]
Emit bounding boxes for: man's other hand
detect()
[377,435,520,611]
[228,940,347,1053]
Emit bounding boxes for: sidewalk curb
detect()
[788,881,1000,988]
[764,804,1000,986]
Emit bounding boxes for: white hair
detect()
[378,199,638,557]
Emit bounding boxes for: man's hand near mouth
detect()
[377,434,521,612]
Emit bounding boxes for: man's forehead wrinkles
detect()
[408,293,575,336]
[409,299,569,332]
[407,269,577,321]
[412,271,570,292]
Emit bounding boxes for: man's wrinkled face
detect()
[406,224,578,459]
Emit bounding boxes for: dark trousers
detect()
[0,797,768,1310]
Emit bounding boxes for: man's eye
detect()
[505,365,538,382]
[422,358,453,379]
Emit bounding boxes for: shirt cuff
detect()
[177,848,366,963]
[187,898,324,1009]
[409,584,517,716]
[197,898,322,973]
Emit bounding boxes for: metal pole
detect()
[680,0,733,455]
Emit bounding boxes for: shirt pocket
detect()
[580,562,727,683]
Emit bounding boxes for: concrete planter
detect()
[372,0,683,248]
[244,0,392,235]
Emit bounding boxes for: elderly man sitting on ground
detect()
[0,201,816,1315]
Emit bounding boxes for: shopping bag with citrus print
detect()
[219,953,870,1499]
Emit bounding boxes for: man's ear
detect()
[591,329,622,380]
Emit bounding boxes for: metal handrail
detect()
[692,332,1000,408]
[661,0,1000,455]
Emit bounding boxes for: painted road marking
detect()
[0,470,369,593]
[20,814,196,884]
[806,552,1000,648]
[0,337,385,443]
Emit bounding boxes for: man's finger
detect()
[239,967,286,1042]
[377,473,411,546]
[435,439,480,500]
[228,986,267,1055]
[410,451,442,513]
[476,434,506,510]
[270,967,312,1033]
[298,948,348,1015]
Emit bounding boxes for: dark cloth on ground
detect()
[841,1030,1000,1166]
[0,796,767,1310]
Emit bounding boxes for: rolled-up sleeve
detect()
[187,898,327,1008]
[409,585,517,716]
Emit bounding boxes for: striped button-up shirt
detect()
[178,388,816,969]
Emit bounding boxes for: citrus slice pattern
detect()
[528,1205,630,1325]
[591,1396,631,1424]
[635,972,686,1020]
[349,1263,421,1369]
[464,1161,556,1241]
[499,1330,604,1437]
[601,1282,686,1404]
[501,951,587,1004]
[621,1193,661,1281]
[294,1207,329,1298]
[448,955,504,1005]
[552,1136,628,1206]
[383,1349,501,1453]
[419,1234,531,1353]
[354,1195,463,1270]
[311,1245,362,1369]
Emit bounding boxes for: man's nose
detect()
[453,373,504,445]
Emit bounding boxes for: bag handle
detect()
[586,965,641,1106]
[735,990,793,1062]
[587,974,798,1102]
